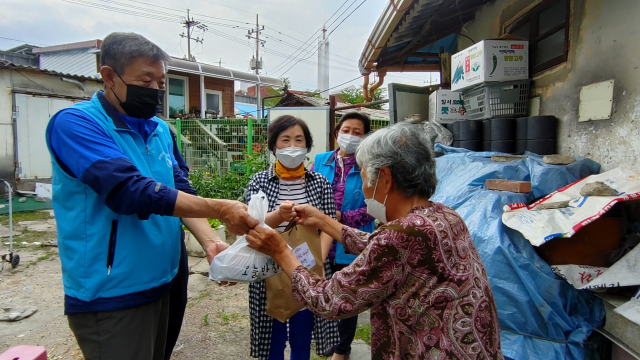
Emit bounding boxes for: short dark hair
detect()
[335,112,371,137]
[101,32,170,75]
[267,115,313,152]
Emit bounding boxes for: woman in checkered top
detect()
[245,115,339,360]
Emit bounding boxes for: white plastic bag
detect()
[209,191,283,283]
[423,120,453,146]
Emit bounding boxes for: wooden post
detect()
[329,95,336,151]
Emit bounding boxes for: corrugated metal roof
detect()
[39,49,100,78]
[32,40,101,54]
[168,58,283,87]
[359,0,492,74]
[0,61,103,82]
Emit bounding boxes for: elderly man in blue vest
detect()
[45,32,258,360]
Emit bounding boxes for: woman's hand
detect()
[278,200,296,223]
[294,204,344,241]
[246,226,289,258]
[293,204,326,228]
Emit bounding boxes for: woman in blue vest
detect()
[312,112,375,360]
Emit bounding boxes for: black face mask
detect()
[112,72,165,119]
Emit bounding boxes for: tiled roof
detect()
[287,93,390,120]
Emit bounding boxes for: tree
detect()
[338,86,387,110]
[264,77,291,108]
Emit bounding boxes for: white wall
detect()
[461,0,640,171]
[268,107,330,167]
[0,68,103,184]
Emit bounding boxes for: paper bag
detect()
[265,221,325,323]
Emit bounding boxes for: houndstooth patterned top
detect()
[246,166,339,359]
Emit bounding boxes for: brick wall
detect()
[174,72,234,117]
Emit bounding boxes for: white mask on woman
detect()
[275,147,307,168]
[364,173,388,223]
[336,134,362,155]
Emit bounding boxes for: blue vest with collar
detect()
[45,93,181,302]
[314,151,374,264]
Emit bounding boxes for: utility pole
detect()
[247,14,265,118]
[180,9,206,61]
[247,14,264,75]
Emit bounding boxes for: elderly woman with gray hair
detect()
[246,122,504,360]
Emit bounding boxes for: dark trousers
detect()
[68,291,171,360]
[268,309,314,360]
[164,238,189,359]
[331,263,358,355]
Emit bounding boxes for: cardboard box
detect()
[428,90,467,123]
[451,39,529,92]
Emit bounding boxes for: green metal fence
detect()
[335,117,390,130]
[166,117,390,175]
[166,118,269,174]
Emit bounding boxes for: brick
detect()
[486,179,532,193]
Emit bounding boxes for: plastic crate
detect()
[462,80,530,120]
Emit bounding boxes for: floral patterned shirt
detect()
[291,202,504,360]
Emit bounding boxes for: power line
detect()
[56,0,363,77]
[126,0,253,26]
[59,0,254,30]
[262,48,358,73]
[278,0,369,76]
[261,33,357,68]
[60,0,184,23]
[0,36,50,47]
[271,0,365,75]
[269,0,355,74]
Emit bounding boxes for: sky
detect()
[0,0,440,93]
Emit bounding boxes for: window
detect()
[205,90,223,117]
[167,75,188,118]
[505,0,570,74]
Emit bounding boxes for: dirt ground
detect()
[0,213,255,359]
[0,211,368,360]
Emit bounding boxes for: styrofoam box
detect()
[451,40,529,92]
[428,89,468,123]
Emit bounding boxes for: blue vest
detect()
[314,151,374,264]
[46,94,181,302]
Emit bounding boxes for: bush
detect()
[355,323,371,344]
[189,149,269,202]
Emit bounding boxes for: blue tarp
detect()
[432,145,606,360]
[235,103,259,117]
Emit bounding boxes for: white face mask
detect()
[336,133,362,155]
[275,146,307,169]
[364,174,388,223]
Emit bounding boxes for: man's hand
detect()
[203,240,229,264]
[204,240,237,287]
[219,200,259,235]
[246,226,289,258]
[278,200,296,223]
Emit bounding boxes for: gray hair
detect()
[356,122,438,199]
[101,32,170,75]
